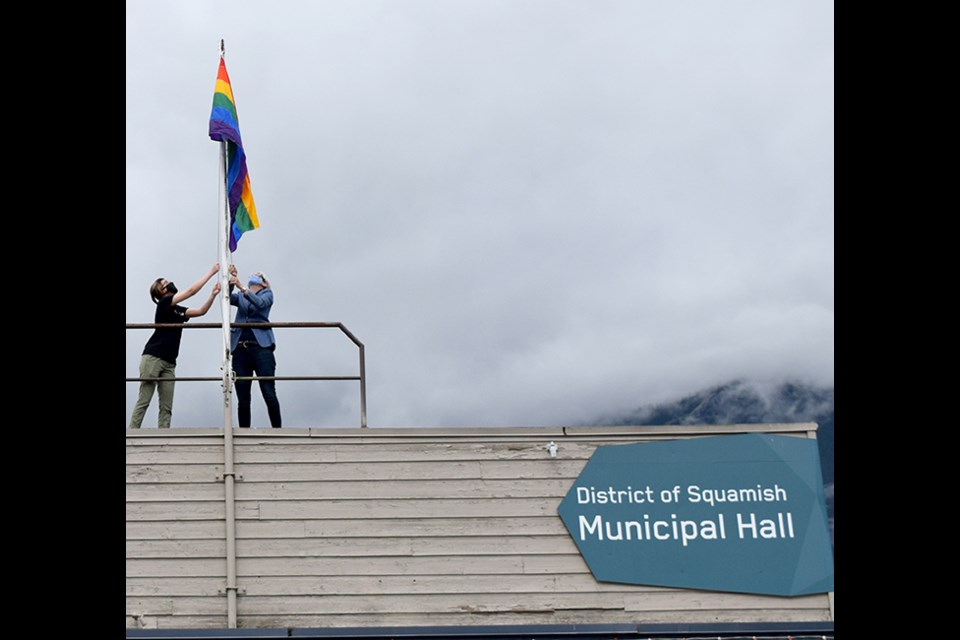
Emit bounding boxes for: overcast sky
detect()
[126,0,834,429]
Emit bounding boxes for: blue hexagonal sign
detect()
[557,433,833,596]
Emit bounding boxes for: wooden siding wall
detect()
[126,424,834,630]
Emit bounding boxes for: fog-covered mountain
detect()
[592,379,834,545]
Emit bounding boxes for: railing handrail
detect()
[125,321,367,427]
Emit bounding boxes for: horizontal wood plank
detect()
[228,592,628,615]
[127,516,570,540]
[300,516,569,538]
[235,554,589,576]
[131,534,581,559]
[126,502,228,520]
[226,574,650,596]
[253,497,562,519]
[233,478,574,501]
[126,558,227,578]
[126,574,656,597]
[623,590,832,612]
[232,442,600,463]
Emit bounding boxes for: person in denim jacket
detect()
[228,264,281,428]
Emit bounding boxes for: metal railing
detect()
[126,321,367,428]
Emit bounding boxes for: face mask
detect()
[165,283,178,294]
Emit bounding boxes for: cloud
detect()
[126,0,833,429]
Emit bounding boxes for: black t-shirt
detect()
[141,294,189,365]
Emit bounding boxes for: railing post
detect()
[359,342,367,428]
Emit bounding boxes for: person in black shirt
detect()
[128,263,221,429]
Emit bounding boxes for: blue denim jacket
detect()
[229,286,276,351]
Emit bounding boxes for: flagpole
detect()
[217,38,233,429]
[218,138,233,425]
[216,38,240,631]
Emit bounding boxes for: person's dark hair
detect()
[150,278,167,303]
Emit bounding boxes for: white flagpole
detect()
[216,38,240,630]
[218,138,233,427]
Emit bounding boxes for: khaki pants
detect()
[128,355,176,429]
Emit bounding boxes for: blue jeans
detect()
[233,343,282,428]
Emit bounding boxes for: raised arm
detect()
[185,282,221,318]
[172,263,220,305]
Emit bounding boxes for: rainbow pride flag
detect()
[209,57,259,251]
